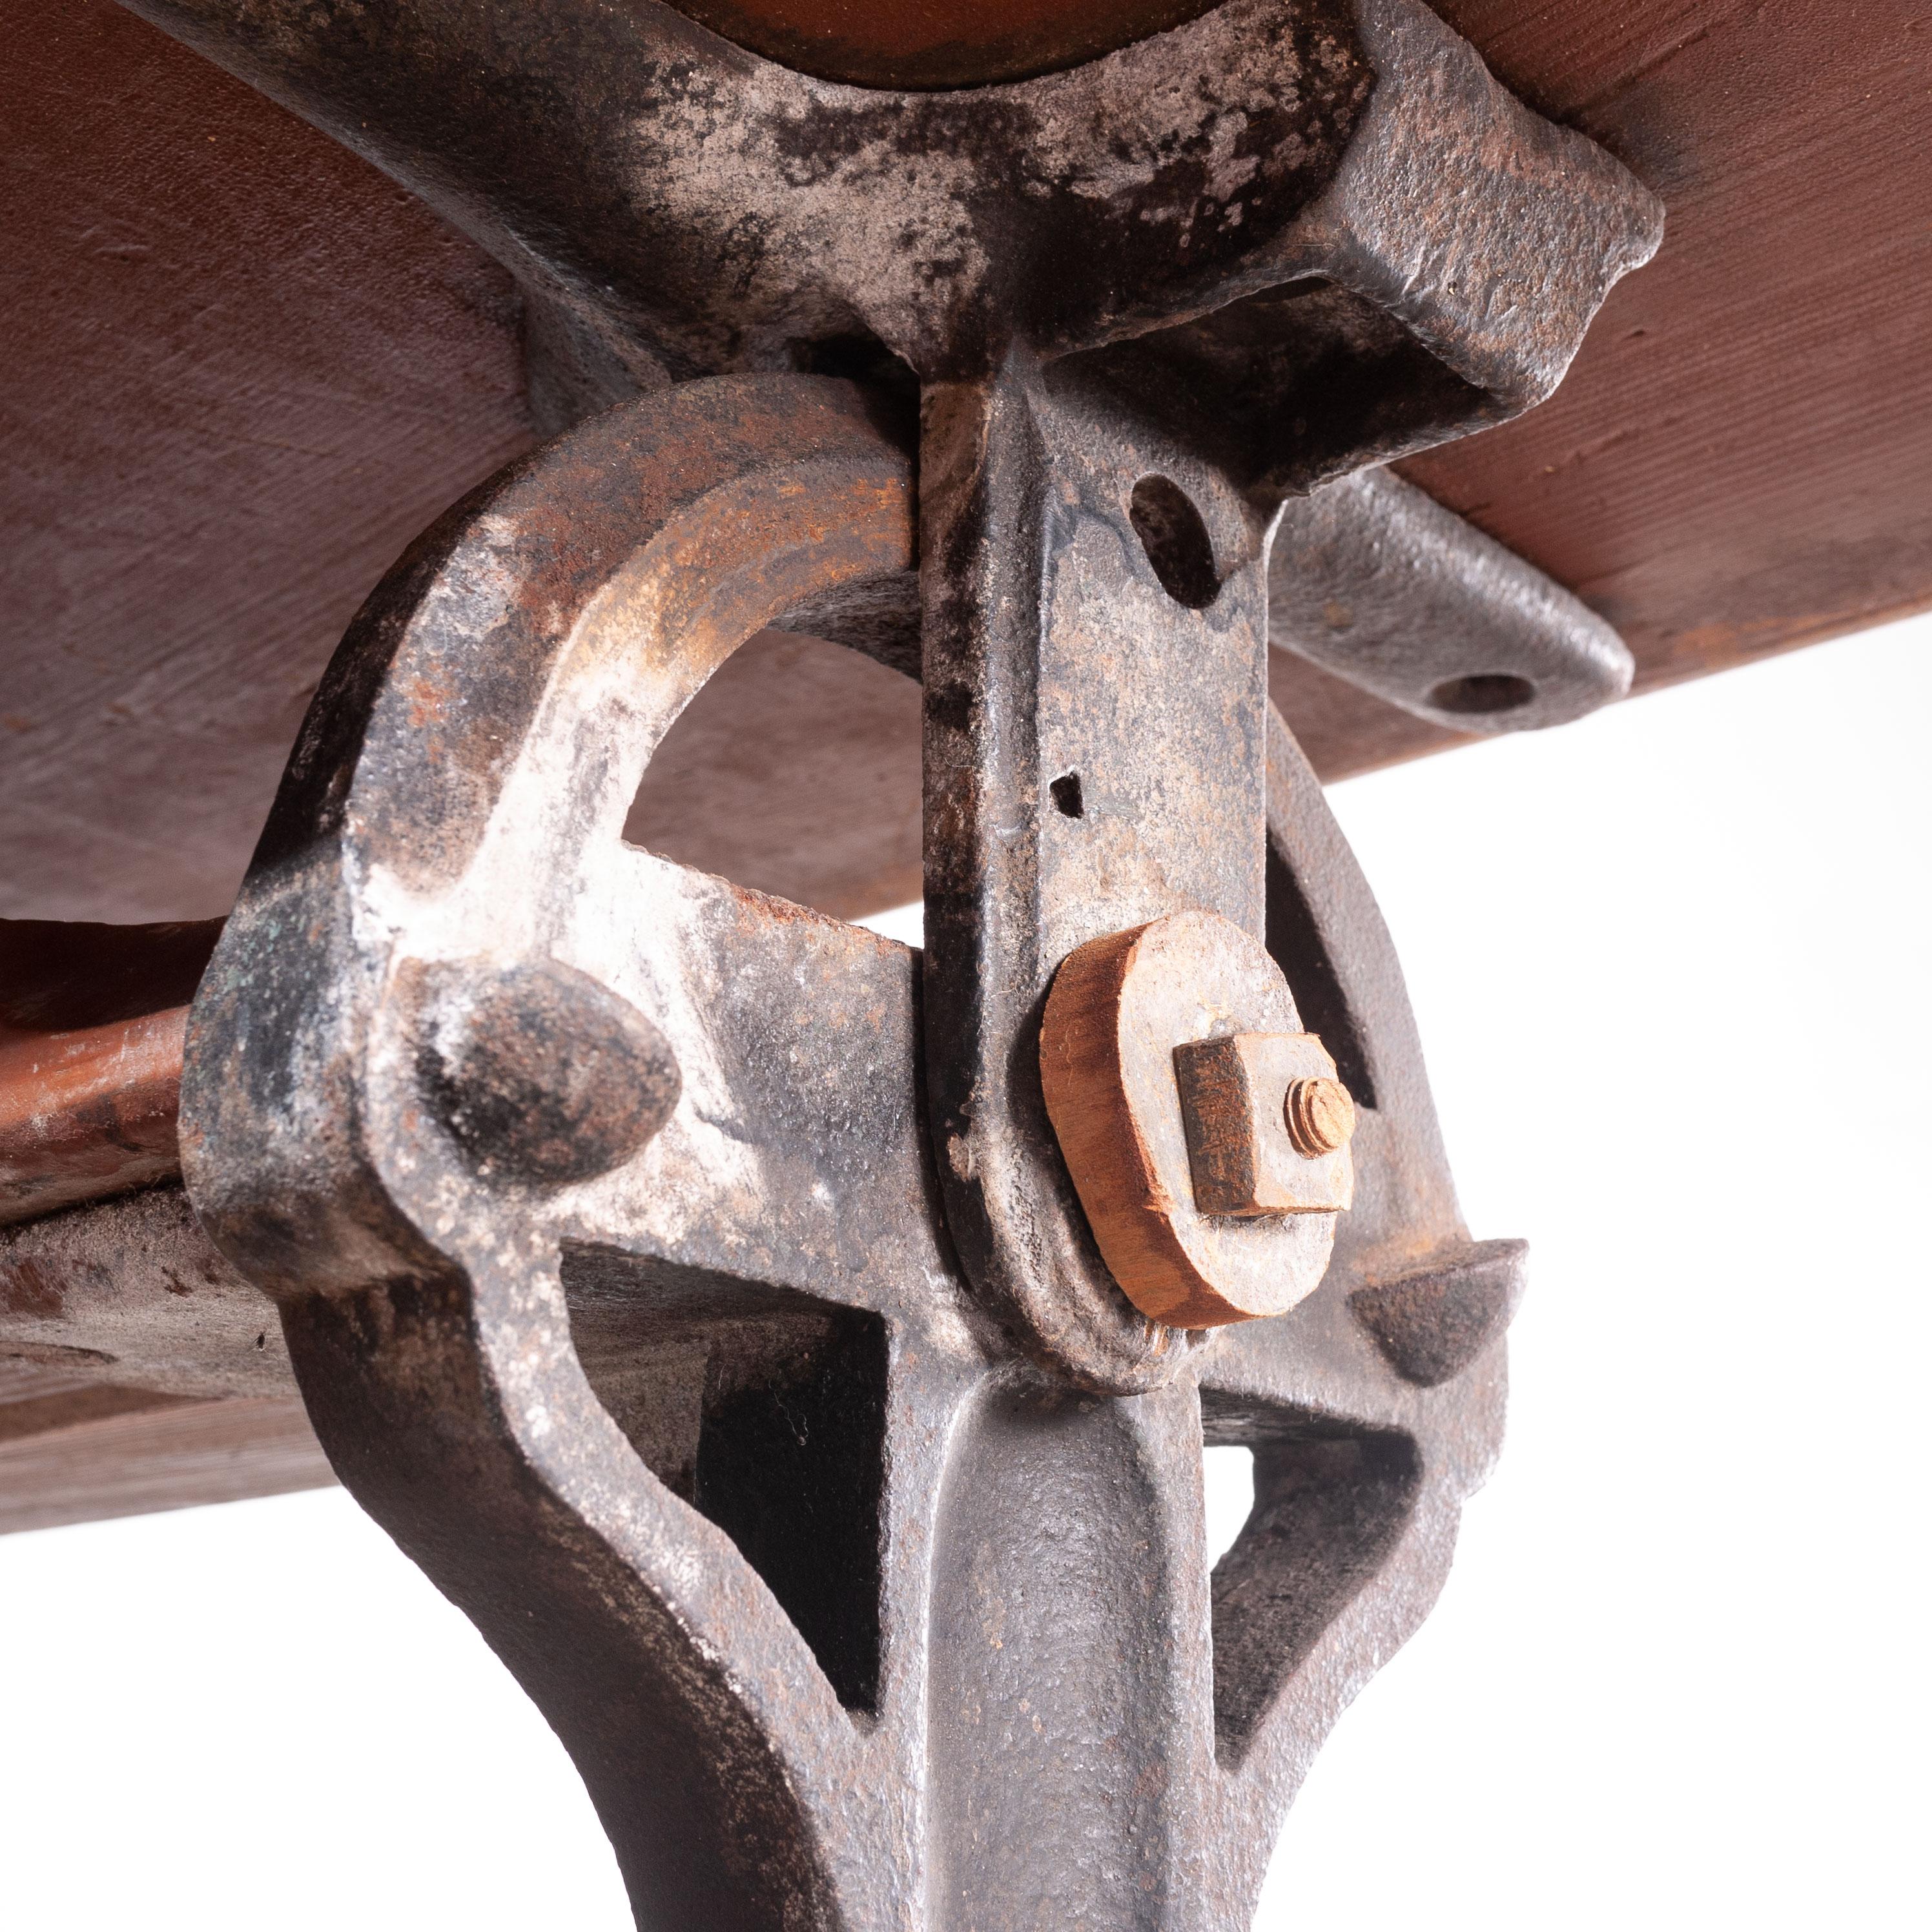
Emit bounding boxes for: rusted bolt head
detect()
[1285,1077,1356,1157]
[1172,1034,1354,1218]
[415,958,680,1186]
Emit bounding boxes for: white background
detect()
[3,618,1926,1927]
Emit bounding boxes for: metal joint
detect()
[130,0,1661,1922]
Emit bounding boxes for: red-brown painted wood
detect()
[8,1,1924,943]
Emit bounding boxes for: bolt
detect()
[1171,1031,1355,1217]
[415,958,680,1186]
[1284,1077,1355,1158]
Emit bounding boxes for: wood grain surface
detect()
[1407,0,1932,701]
[6,1,1923,934]
[0,1395,331,1536]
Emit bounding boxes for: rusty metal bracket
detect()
[1270,466,1635,729]
[145,1,1660,1924]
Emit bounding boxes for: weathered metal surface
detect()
[30,0,1664,1924]
[0,428,1628,1242]
[1269,465,1635,729]
[1350,1238,1529,1388]
[1174,1034,1356,1215]
[1283,1073,1357,1160]
[916,389,1633,1394]
[173,371,1521,1928]
[126,0,1657,431]
[12,0,1926,936]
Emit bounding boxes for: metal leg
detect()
[154,2,1661,1922]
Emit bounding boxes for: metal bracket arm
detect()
[148,1,1660,1925]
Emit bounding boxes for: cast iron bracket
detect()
[162,3,1660,1924]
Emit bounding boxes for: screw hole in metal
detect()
[1050,772,1085,818]
[1428,672,1537,715]
[1129,475,1220,609]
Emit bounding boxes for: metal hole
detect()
[1428,672,1536,715]
[1050,772,1085,817]
[1129,475,1220,609]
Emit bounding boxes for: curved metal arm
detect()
[183,376,1524,1929]
[183,378,937,1926]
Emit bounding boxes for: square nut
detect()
[1171,1032,1355,1218]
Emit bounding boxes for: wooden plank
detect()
[0,1396,332,1536]
[0,1,927,930]
[0,0,531,929]
[0,1189,329,1533]
[1408,0,1932,695]
[0,1357,196,1447]
[0,1187,299,1404]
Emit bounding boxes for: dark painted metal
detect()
[152,1,1661,1925]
